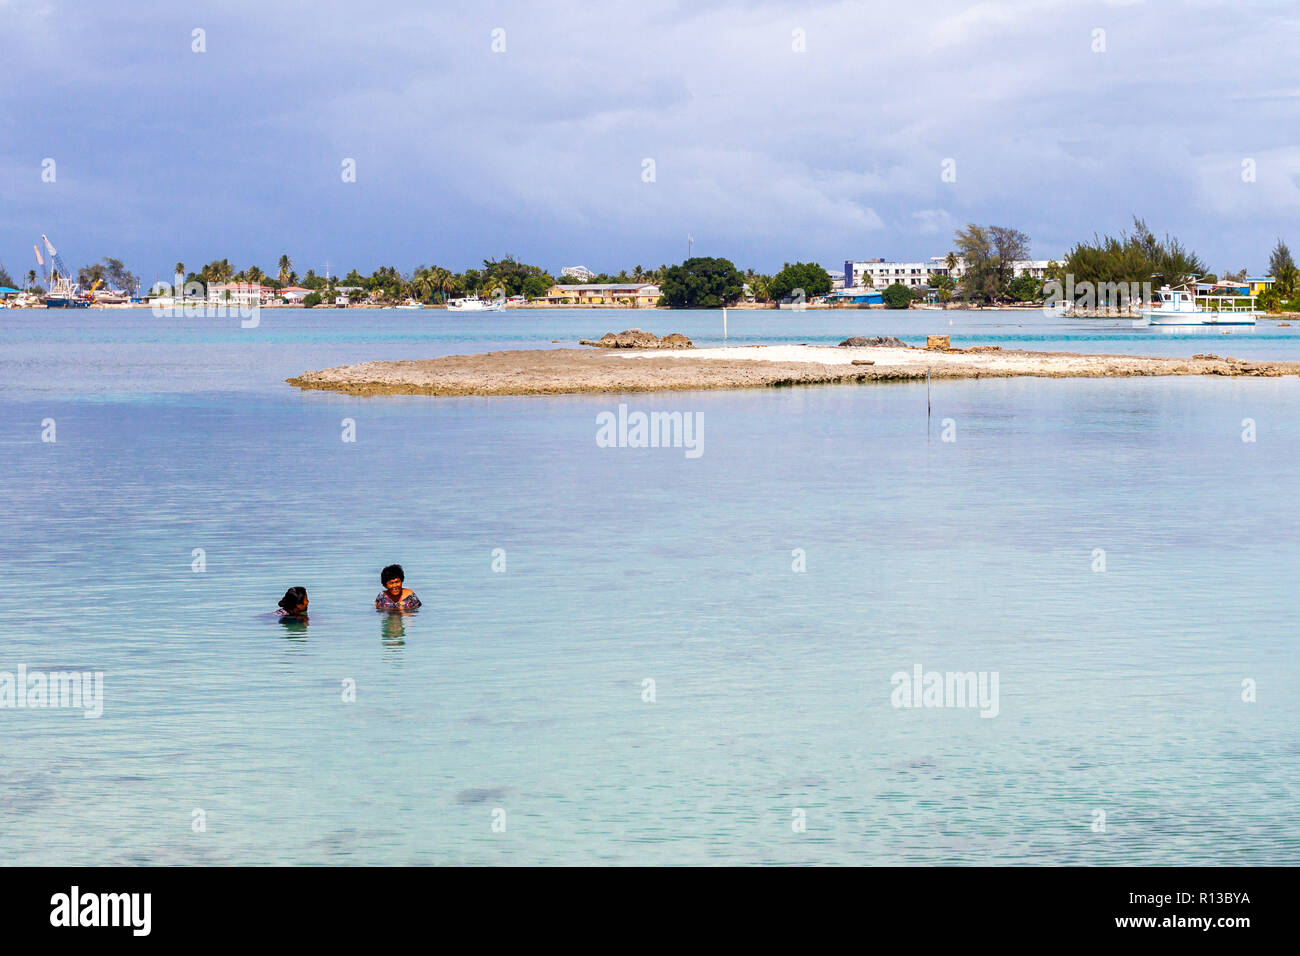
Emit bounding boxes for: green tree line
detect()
[167,255,837,308]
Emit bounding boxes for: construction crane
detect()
[34,235,86,306]
[40,235,72,286]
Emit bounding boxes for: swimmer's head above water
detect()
[376,565,421,612]
[278,586,309,617]
[381,564,406,600]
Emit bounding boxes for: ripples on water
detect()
[0,310,1297,864]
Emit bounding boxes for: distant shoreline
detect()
[0,301,1008,311]
[10,301,1300,319]
[287,344,1300,397]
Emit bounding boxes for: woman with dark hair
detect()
[276,586,309,619]
[374,564,421,612]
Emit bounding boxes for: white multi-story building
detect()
[205,282,275,307]
[844,257,1052,289]
[561,265,596,281]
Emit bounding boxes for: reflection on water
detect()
[380,612,406,647]
[1141,322,1261,336]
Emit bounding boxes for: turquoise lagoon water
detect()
[1,308,1297,865]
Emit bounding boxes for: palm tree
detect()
[943,251,960,298]
[410,272,434,303]
[26,269,37,290]
[428,266,456,302]
[278,255,293,286]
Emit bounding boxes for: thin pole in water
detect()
[927,367,931,429]
[723,307,727,340]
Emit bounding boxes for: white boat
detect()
[394,300,424,310]
[1139,285,1257,326]
[446,294,504,312]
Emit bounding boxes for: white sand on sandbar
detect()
[289,343,1297,397]
[625,344,1103,372]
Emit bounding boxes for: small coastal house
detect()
[827,288,884,305]
[278,286,313,302]
[1194,280,1249,297]
[542,283,662,306]
[1247,277,1275,296]
[333,285,363,306]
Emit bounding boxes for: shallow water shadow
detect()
[455,787,512,805]
[278,616,309,637]
[380,612,406,652]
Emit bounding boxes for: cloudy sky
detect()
[2,0,1298,284]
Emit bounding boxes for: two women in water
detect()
[269,564,422,620]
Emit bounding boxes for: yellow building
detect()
[542,283,662,307]
[1247,277,1275,296]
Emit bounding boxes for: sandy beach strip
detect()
[286,345,1300,397]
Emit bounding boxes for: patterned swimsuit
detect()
[375,591,421,612]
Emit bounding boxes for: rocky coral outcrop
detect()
[838,335,907,348]
[579,329,693,349]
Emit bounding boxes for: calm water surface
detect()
[1,308,1297,864]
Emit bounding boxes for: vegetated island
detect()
[286,332,1300,397]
